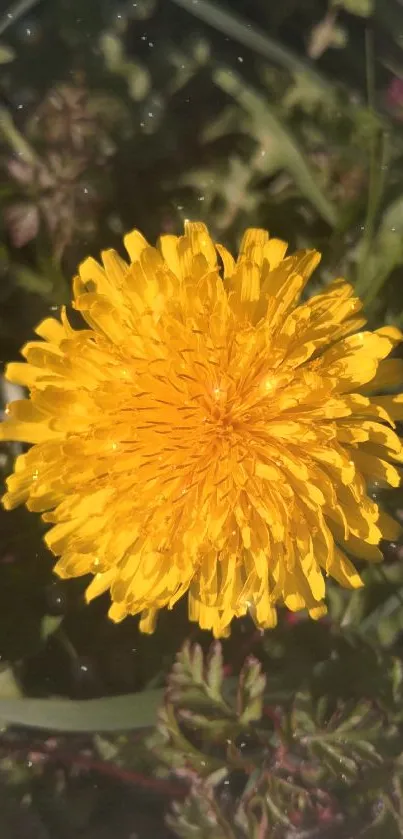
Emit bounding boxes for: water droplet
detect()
[46,582,67,615]
[17,19,41,43]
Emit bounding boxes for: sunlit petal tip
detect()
[123,228,149,262]
[308,604,327,620]
[376,325,403,344]
[239,227,269,253]
[1,494,14,511]
[216,243,235,278]
[139,608,159,634]
[85,569,116,603]
[78,256,103,283]
[184,220,209,236]
[108,602,128,623]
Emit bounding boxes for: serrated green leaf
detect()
[291,691,317,734]
[191,643,204,684]
[179,708,232,737]
[312,740,357,779]
[167,782,230,839]
[152,703,222,775]
[168,642,232,715]
[205,641,223,701]
[237,656,266,724]
[94,733,119,761]
[292,690,383,781]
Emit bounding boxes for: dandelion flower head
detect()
[1,222,403,637]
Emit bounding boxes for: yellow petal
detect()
[263,238,288,269]
[361,358,403,393]
[159,235,181,278]
[329,548,364,589]
[216,243,235,278]
[123,229,149,262]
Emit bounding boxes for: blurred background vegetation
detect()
[1,0,403,836]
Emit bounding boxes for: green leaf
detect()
[332,0,374,16]
[291,691,383,780]
[170,0,331,94]
[205,642,224,703]
[0,42,14,63]
[168,641,231,713]
[0,689,163,731]
[14,265,53,296]
[167,777,231,839]
[237,656,266,725]
[40,615,63,643]
[214,68,338,227]
[391,658,403,706]
[150,703,222,775]
[99,33,151,101]
[359,585,403,647]
[0,666,21,699]
[355,195,403,305]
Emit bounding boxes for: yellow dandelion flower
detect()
[1,223,403,638]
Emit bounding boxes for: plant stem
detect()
[2,740,187,797]
[355,26,388,301]
[0,0,42,37]
[0,105,41,166]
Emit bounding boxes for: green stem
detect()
[0,105,41,166]
[0,0,42,37]
[355,27,388,301]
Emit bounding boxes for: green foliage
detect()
[290,692,383,780]
[149,635,403,838]
[1,3,403,837]
[148,641,266,774]
[332,0,374,17]
[0,42,14,63]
